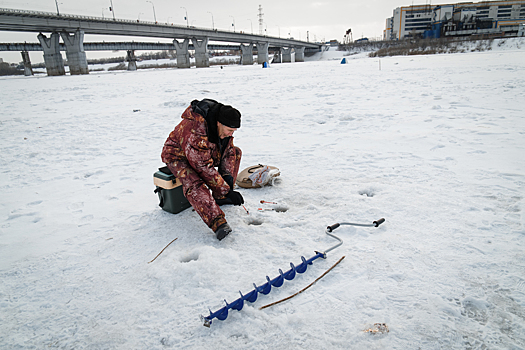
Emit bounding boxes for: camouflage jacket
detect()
[161,99,234,198]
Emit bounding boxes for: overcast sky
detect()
[0,0,418,62]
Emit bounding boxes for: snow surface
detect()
[1,42,524,349]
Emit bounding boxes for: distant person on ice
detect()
[161,99,244,241]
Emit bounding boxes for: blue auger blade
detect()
[240,290,258,303]
[270,269,285,287]
[254,278,272,295]
[296,252,324,273]
[283,263,296,280]
[226,298,244,311]
[209,306,229,321]
[264,276,276,291]
[296,256,309,273]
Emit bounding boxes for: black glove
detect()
[226,190,244,206]
[222,174,234,189]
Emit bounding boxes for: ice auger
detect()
[200,217,385,327]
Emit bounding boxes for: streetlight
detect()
[138,12,144,21]
[207,11,214,30]
[109,0,116,20]
[146,1,156,23]
[102,8,106,19]
[181,7,188,27]
[230,15,235,32]
[276,25,280,38]
[247,19,253,34]
[55,0,60,16]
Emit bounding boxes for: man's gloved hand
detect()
[222,174,234,189]
[226,190,244,206]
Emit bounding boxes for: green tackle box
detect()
[154,168,191,214]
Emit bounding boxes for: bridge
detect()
[0,8,322,76]
[0,42,294,55]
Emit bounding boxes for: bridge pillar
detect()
[256,42,269,64]
[21,51,33,76]
[281,47,293,63]
[240,43,253,65]
[294,47,305,62]
[60,30,89,75]
[173,39,190,68]
[192,37,209,68]
[37,32,65,76]
[126,50,137,71]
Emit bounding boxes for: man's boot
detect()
[215,223,232,241]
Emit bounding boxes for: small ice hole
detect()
[248,218,264,226]
[359,189,375,197]
[180,252,199,263]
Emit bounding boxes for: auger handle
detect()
[327,223,340,232]
[373,218,385,227]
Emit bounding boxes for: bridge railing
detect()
[0,7,273,37]
[1,7,191,28]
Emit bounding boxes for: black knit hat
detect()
[217,105,241,128]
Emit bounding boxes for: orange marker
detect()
[260,200,277,204]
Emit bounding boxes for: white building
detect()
[384,0,525,40]
[385,5,434,40]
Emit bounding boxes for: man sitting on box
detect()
[161,99,244,241]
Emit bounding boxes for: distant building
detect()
[384,0,525,40]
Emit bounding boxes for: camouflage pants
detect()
[167,147,242,232]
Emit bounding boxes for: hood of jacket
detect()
[190,98,226,145]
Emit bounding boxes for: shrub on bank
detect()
[367,37,495,57]
[0,62,24,76]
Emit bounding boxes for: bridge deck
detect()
[0,42,317,52]
[0,8,321,50]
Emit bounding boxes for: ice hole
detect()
[359,189,375,197]
[248,218,264,226]
[274,205,289,212]
[180,251,199,263]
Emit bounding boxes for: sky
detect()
[0,0,417,63]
